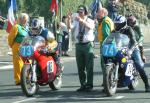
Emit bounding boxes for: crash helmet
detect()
[30,18,42,35]
[114,15,127,31]
[127,15,136,27]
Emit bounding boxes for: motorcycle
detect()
[19,35,62,97]
[101,33,139,96]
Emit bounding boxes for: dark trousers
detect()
[75,42,94,87]
[62,31,69,53]
[57,42,62,57]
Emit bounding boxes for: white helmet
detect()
[114,15,127,31]
[30,18,42,35]
[114,15,126,24]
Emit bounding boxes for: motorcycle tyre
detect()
[103,64,117,96]
[49,75,62,90]
[21,64,37,97]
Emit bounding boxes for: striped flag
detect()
[6,0,17,33]
[90,0,103,19]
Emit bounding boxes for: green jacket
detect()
[14,25,28,43]
[133,25,144,44]
[97,16,114,42]
[56,30,63,43]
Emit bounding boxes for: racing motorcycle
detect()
[101,33,139,96]
[19,35,62,97]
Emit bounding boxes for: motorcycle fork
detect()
[114,63,119,81]
[31,60,37,82]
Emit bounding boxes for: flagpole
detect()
[60,0,62,21]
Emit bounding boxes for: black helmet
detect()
[114,15,127,31]
[30,18,42,35]
[127,15,136,27]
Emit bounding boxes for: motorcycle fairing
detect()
[34,50,57,84]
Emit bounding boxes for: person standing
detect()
[96,7,114,87]
[8,13,29,85]
[56,23,63,56]
[60,16,70,56]
[107,0,118,20]
[67,5,95,92]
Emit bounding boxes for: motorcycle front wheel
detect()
[21,64,38,97]
[103,63,117,96]
[49,75,62,90]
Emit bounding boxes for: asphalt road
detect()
[0,43,150,103]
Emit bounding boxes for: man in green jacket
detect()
[96,7,114,86]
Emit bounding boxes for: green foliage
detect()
[135,0,150,15]
[0,0,108,23]
[0,0,7,16]
[135,0,150,6]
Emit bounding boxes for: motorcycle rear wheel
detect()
[49,75,62,90]
[104,64,117,96]
[21,64,38,97]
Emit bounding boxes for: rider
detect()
[30,18,64,75]
[127,15,146,63]
[113,15,150,92]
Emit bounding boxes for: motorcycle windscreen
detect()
[20,36,46,50]
[20,36,46,58]
[102,33,130,57]
[32,36,46,50]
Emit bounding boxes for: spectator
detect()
[96,7,114,87]
[67,5,95,92]
[107,0,118,20]
[60,16,70,56]
[56,23,63,57]
[8,13,29,85]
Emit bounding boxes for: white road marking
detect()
[0,65,13,70]
[45,95,125,100]
[12,98,36,103]
[0,57,76,70]
[0,61,12,64]
[73,96,125,100]
[144,48,150,51]
[115,96,125,99]
[11,95,124,103]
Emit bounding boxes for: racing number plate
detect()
[20,45,34,57]
[125,63,133,76]
[47,60,54,73]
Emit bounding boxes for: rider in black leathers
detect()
[113,15,150,92]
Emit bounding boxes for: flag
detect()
[6,0,17,33]
[90,0,103,19]
[50,0,59,15]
